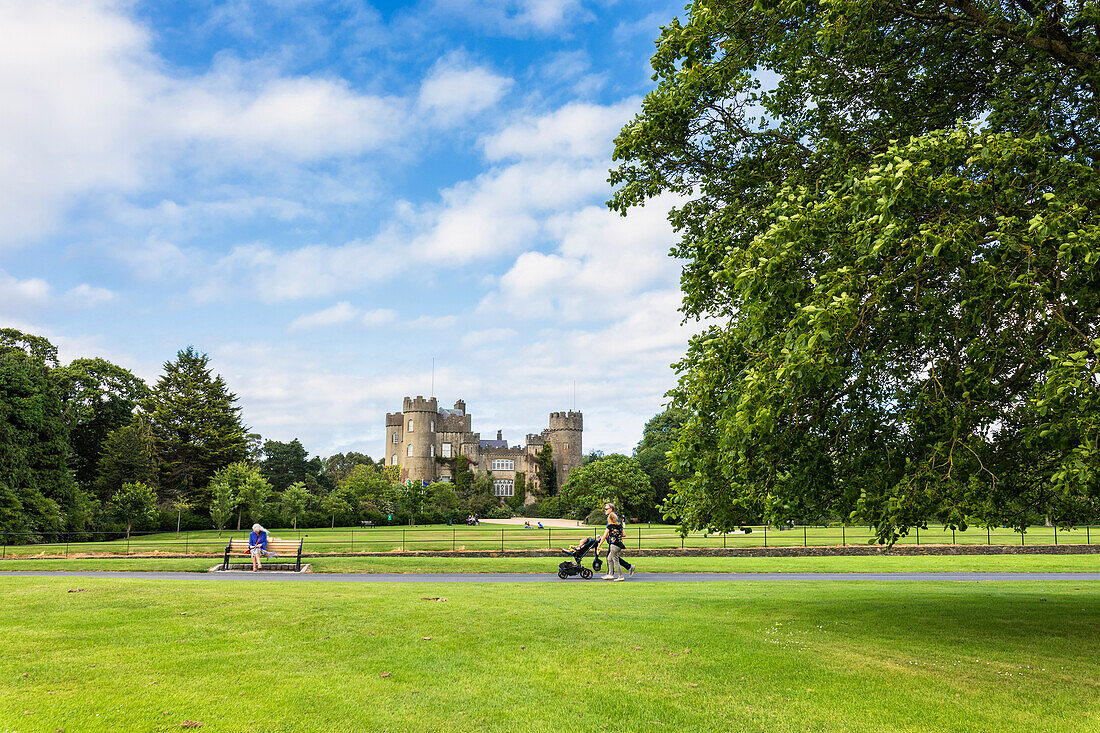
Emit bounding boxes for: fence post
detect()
[803,526,807,547]
[916,527,919,545]
[453,528,456,551]
[987,527,990,545]
[402,529,405,551]
[548,527,551,550]
[1088,525,1091,544]
[842,525,846,546]
[723,532,726,549]
[952,528,956,545]
[764,524,767,548]
[501,529,505,552]
[1054,525,1058,545]
[1021,528,1025,546]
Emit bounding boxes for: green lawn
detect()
[1,577,1097,732]
[5,522,1098,557]
[0,553,1098,574]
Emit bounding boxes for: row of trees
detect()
[0,327,571,540]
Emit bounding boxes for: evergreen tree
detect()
[96,416,158,503]
[143,347,247,510]
[260,438,322,493]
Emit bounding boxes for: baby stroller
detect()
[557,536,602,579]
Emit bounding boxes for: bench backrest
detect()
[227,537,301,552]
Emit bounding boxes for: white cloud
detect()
[66,284,116,307]
[417,53,513,124]
[433,0,590,35]
[482,99,639,161]
[361,308,398,327]
[115,236,192,281]
[287,301,360,331]
[461,328,517,348]
[0,270,51,308]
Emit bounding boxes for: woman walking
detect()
[600,503,634,581]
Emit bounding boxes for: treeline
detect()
[0,329,517,542]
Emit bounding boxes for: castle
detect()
[386,397,582,502]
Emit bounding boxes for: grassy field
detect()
[0,553,1098,574]
[1,576,1097,732]
[4,522,1098,557]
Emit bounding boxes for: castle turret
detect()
[385,412,404,469]
[547,410,583,488]
[401,396,438,484]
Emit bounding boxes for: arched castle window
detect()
[430,444,435,457]
[391,454,397,465]
[431,420,435,432]
[408,419,414,432]
[407,444,413,457]
[392,433,399,444]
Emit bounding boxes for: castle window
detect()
[407,444,413,457]
[564,443,569,451]
[392,433,399,444]
[431,420,435,432]
[391,454,397,465]
[442,442,452,458]
[440,475,452,483]
[491,459,515,471]
[408,419,414,432]
[493,479,514,497]
[430,444,435,457]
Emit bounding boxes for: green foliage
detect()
[340,463,395,517]
[561,454,655,521]
[54,358,149,490]
[96,416,158,503]
[261,438,325,494]
[633,408,688,514]
[280,482,309,529]
[0,335,75,536]
[324,452,375,486]
[505,472,527,511]
[106,481,157,538]
[611,0,1100,542]
[209,477,235,536]
[143,347,248,508]
[237,472,273,524]
[535,443,556,497]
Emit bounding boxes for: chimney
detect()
[497,430,503,440]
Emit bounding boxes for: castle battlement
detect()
[386,412,404,427]
[548,411,582,431]
[403,395,438,413]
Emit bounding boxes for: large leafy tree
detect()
[611,0,1100,541]
[143,347,248,509]
[0,333,82,536]
[106,481,157,539]
[260,438,324,493]
[95,416,159,503]
[561,454,655,521]
[54,358,149,489]
[633,408,689,512]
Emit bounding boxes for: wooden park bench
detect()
[223,536,304,572]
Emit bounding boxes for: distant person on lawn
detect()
[249,524,268,571]
[600,503,634,581]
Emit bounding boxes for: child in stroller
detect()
[557,536,602,579]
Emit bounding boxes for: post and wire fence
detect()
[0,523,1096,558]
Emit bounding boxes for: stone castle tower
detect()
[385,397,582,503]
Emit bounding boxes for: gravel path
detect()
[2,571,1098,583]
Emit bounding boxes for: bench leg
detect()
[223,548,230,571]
[296,546,302,572]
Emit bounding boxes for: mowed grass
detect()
[7,522,1097,557]
[0,578,1097,732]
[0,553,1098,574]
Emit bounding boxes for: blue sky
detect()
[0,0,700,459]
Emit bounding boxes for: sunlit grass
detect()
[1,577,1097,732]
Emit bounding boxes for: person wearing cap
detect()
[600,503,634,581]
[248,523,268,572]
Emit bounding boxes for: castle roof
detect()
[479,439,508,449]
[438,408,463,417]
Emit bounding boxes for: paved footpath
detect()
[2,571,1098,583]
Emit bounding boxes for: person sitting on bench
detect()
[249,523,269,572]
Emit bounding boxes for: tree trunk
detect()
[293,516,297,530]
[331,512,335,528]
[176,510,182,537]
[237,510,241,531]
[126,520,132,539]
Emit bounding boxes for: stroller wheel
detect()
[558,570,569,579]
[581,568,593,580]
